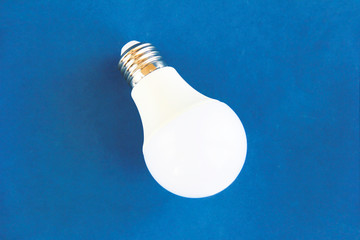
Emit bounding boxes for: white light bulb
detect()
[119,41,247,198]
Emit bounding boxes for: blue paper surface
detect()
[0,1,359,239]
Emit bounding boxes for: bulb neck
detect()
[130,67,208,142]
[118,42,167,88]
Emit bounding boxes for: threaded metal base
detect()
[118,42,167,88]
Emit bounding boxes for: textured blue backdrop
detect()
[0,1,359,239]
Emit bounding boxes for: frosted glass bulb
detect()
[118,41,247,198]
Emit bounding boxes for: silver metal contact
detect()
[118,42,167,88]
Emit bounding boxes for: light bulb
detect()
[118,41,247,198]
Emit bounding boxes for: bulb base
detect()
[118,42,167,88]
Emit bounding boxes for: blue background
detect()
[1,1,359,239]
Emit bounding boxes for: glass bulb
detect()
[118,41,247,198]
